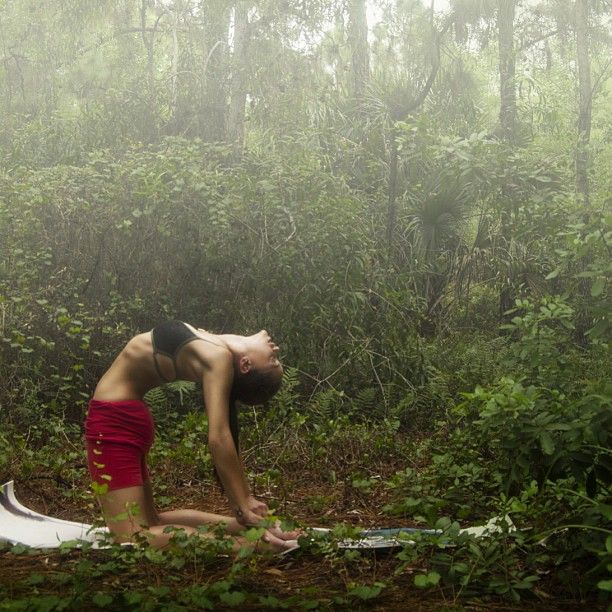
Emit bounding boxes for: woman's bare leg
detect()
[157,509,244,534]
[143,482,299,542]
[141,480,243,533]
[98,484,156,538]
[95,484,245,549]
[96,483,296,551]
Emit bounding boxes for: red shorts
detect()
[85,399,155,492]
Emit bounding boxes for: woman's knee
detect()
[97,485,154,534]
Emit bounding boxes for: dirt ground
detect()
[0,466,602,611]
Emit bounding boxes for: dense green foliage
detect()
[0,0,610,608]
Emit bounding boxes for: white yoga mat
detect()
[0,481,514,551]
[0,481,108,549]
[311,516,515,549]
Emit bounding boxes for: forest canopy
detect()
[0,0,610,609]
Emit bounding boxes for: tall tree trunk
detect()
[575,0,592,210]
[496,0,518,319]
[386,123,399,252]
[140,0,157,140]
[169,6,180,125]
[201,3,231,142]
[347,0,369,99]
[140,1,155,92]
[0,12,13,112]
[497,0,516,142]
[227,2,250,155]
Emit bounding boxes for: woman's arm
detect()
[202,349,267,526]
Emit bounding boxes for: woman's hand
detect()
[246,495,268,518]
[266,520,303,541]
[234,496,269,526]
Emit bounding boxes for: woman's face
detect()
[244,330,283,381]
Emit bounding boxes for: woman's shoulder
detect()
[123,331,153,353]
[193,337,232,364]
[178,325,232,368]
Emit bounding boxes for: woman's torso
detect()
[92,322,223,402]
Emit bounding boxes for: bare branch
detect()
[517,29,560,52]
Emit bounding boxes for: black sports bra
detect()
[151,320,205,382]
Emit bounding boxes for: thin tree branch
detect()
[203,40,226,79]
[517,29,559,52]
[592,57,612,96]
[405,18,452,115]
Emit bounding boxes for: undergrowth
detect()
[0,366,610,610]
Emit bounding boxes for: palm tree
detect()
[403,175,471,330]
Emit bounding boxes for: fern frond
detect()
[351,387,378,416]
[309,388,345,421]
[144,381,197,409]
[166,381,197,405]
[270,367,301,410]
[143,386,166,410]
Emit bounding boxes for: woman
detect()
[85,320,298,551]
